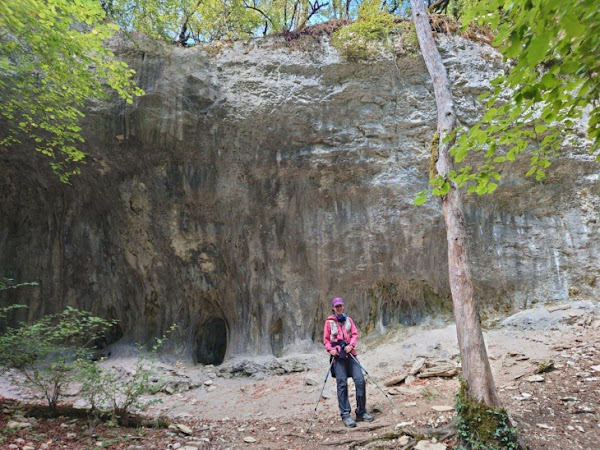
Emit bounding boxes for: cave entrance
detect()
[270,318,284,357]
[196,318,227,365]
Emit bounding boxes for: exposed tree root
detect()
[329,423,390,434]
[322,418,457,448]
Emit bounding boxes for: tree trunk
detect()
[410,0,500,408]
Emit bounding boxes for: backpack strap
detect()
[329,319,338,342]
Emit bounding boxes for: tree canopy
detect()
[447,0,600,195]
[2,0,598,183]
[0,0,144,181]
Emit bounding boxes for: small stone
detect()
[243,437,257,443]
[404,375,416,386]
[409,358,426,375]
[414,440,447,450]
[575,425,585,432]
[525,375,545,382]
[395,421,415,429]
[371,404,384,413]
[384,374,408,387]
[203,379,213,386]
[268,427,277,431]
[304,376,318,386]
[536,424,554,430]
[66,432,77,439]
[23,446,35,450]
[405,402,417,407]
[172,443,182,449]
[432,405,454,412]
[591,365,600,372]
[398,435,410,445]
[8,445,18,450]
[567,425,575,431]
[206,385,217,392]
[547,304,571,312]
[176,424,193,435]
[6,421,32,430]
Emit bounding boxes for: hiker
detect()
[323,297,375,427]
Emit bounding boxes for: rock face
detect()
[1,33,598,363]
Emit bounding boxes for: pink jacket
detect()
[323,314,359,356]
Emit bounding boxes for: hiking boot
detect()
[356,412,375,422]
[342,416,357,427]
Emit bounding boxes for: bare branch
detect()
[296,0,330,31]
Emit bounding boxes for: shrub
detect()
[331,0,397,60]
[75,325,177,426]
[0,307,116,411]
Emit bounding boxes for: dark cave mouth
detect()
[196,317,227,365]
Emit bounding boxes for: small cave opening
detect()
[196,318,227,365]
[270,318,284,357]
[382,303,390,326]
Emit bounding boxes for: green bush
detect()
[0,307,116,411]
[75,325,177,426]
[331,0,397,60]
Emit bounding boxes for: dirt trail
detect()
[1,302,599,449]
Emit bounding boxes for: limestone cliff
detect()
[1,33,598,364]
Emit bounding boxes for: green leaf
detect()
[413,195,427,206]
[525,32,552,66]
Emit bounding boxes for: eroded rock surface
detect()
[1,33,598,362]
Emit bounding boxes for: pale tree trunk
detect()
[410,0,501,408]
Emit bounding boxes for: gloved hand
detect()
[329,349,339,356]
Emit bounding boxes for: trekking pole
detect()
[306,357,336,433]
[349,353,403,416]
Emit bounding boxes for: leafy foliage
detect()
[331,0,399,60]
[108,0,341,43]
[108,0,262,43]
[0,0,144,182]
[74,325,177,425]
[0,277,38,293]
[0,278,36,340]
[0,307,116,410]
[448,0,600,195]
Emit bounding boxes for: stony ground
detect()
[1,301,599,449]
